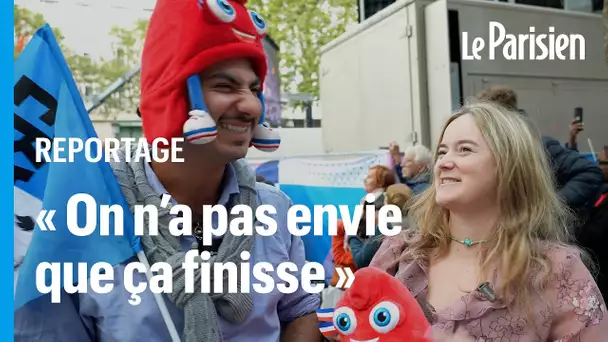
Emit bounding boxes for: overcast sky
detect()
[16,0,156,60]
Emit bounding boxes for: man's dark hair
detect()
[476,85,518,110]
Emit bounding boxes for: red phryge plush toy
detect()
[317,267,431,342]
[139,0,280,151]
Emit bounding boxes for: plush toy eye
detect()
[369,301,400,334]
[333,307,357,335]
[205,0,236,23]
[249,10,266,35]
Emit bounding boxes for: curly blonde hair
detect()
[400,100,583,319]
[385,183,414,214]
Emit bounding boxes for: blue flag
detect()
[14,24,141,310]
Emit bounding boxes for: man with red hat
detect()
[14,0,321,341]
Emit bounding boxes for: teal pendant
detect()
[452,236,488,247]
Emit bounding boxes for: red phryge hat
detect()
[139,0,280,152]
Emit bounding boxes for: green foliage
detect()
[246,0,357,108]
[82,19,149,116]
[14,4,65,59]
[15,1,357,114]
[14,3,148,115]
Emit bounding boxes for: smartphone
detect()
[574,107,583,131]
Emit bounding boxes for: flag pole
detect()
[136,250,182,342]
[588,138,598,163]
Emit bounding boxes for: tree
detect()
[14,5,101,105]
[14,4,65,59]
[92,0,358,113]
[86,19,149,116]
[247,0,357,108]
[14,4,146,115]
[15,1,358,114]
[67,53,102,100]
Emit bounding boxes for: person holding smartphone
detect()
[476,86,604,228]
[566,116,583,152]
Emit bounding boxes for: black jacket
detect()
[543,136,604,219]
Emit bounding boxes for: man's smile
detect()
[218,122,251,134]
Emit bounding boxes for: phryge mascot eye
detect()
[317,267,431,342]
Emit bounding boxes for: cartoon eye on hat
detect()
[249,10,266,35]
[205,0,237,23]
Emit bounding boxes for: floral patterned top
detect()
[369,236,608,341]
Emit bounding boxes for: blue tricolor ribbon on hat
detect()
[316,307,337,337]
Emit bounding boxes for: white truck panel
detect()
[452,0,608,151]
[320,0,607,153]
[319,34,362,153]
[454,1,607,81]
[424,0,454,151]
[320,3,416,153]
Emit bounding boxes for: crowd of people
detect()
[14,0,608,341]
